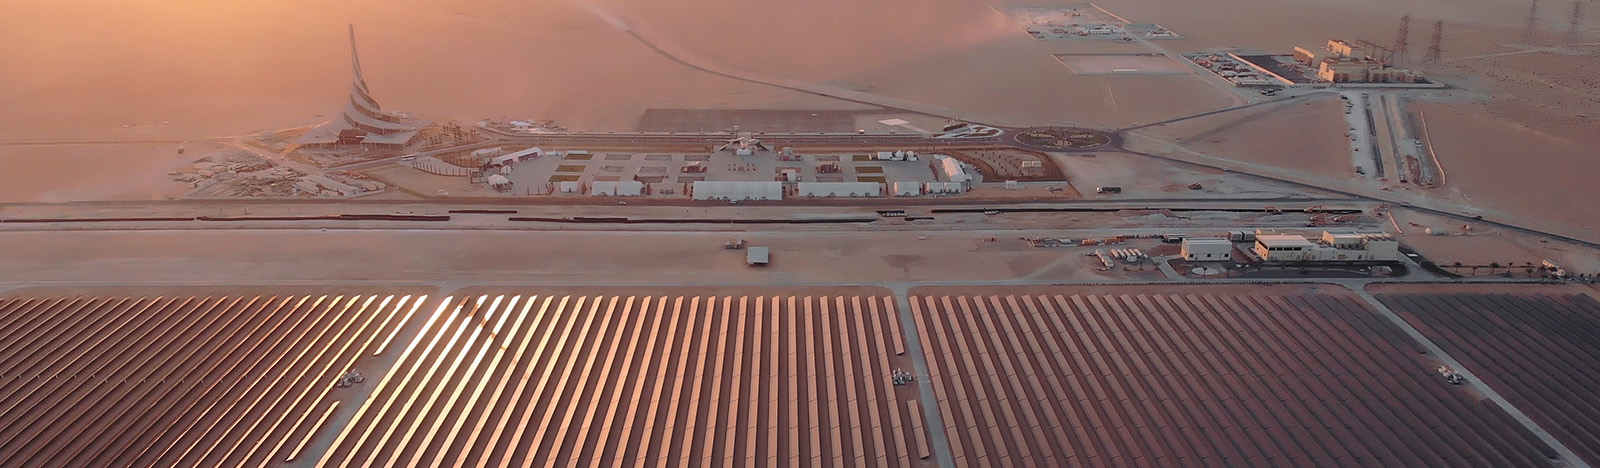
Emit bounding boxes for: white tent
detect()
[692,181,782,201]
[486,174,511,186]
[933,155,972,183]
[558,181,581,193]
[797,182,881,197]
[925,182,967,194]
[892,182,921,196]
[592,181,644,196]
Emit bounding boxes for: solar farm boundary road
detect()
[0,197,1349,212]
[1115,132,1600,250]
[888,284,956,468]
[1354,289,1595,468]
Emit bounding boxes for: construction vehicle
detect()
[335,371,366,388]
[724,239,747,250]
[817,162,841,174]
[891,368,915,386]
[1437,366,1465,385]
[1188,182,1203,190]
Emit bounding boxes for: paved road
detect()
[1118,133,1600,249]
[888,285,956,468]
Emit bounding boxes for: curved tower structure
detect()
[294,25,423,151]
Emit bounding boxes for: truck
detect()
[1096,186,1122,194]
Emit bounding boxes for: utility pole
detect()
[1394,14,1412,64]
[1524,0,1541,44]
[1422,20,1444,65]
[1567,1,1584,46]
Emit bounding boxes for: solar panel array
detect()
[0,294,425,467]
[1381,292,1600,466]
[911,293,1559,468]
[318,294,929,468]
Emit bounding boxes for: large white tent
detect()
[692,181,783,201]
[592,181,644,196]
[797,182,882,197]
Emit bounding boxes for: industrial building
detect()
[1253,230,1400,262]
[1294,40,1423,84]
[1180,238,1234,261]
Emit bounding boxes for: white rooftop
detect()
[1257,234,1315,247]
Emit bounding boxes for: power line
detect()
[1524,0,1541,44]
[1394,14,1412,64]
[1422,20,1444,65]
[1568,1,1585,46]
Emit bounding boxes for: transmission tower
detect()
[1568,1,1584,46]
[1394,14,1412,63]
[1422,20,1444,65]
[1524,0,1541,44]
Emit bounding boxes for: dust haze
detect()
[1,0,1598,235]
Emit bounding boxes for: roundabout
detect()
[1006,126,1119,151]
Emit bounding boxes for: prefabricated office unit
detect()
[747,247,770,266]
[1181,238,1234,261]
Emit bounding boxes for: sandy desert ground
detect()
[1,0,1596,243]
[0,143,223,202]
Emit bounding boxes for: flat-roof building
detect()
[1254,231,1400,262]
[1255,234,1318,261]
[1181,238,1234,261]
